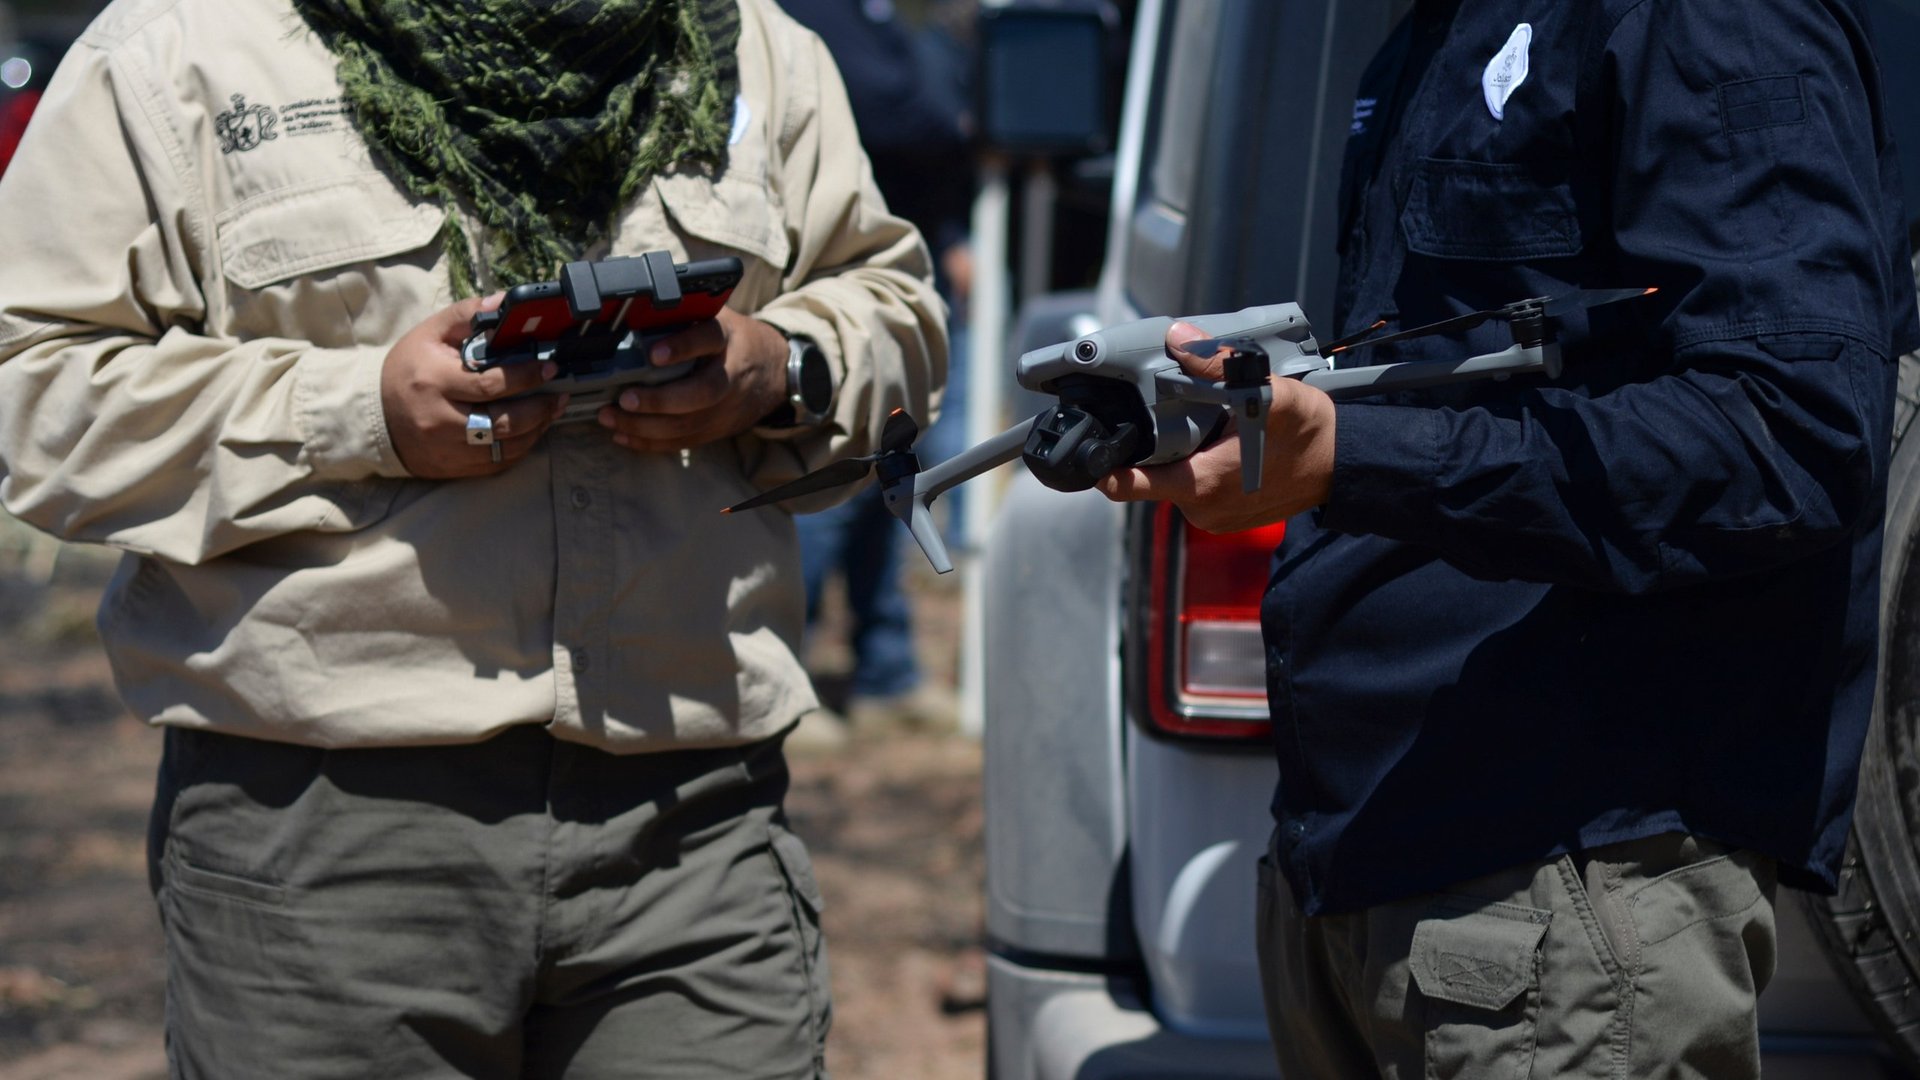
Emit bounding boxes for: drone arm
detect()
[1156,371,1271,493]
[1302,343,1559,399]
[912,419,1034,502]
[876,420,1034,576]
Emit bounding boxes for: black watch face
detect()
[798,345,833,414]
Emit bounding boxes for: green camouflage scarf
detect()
[291,0,740,295]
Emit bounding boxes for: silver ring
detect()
[465,410,495,446]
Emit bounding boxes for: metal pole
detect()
[956,154,1015,738]
[1019,158,1057,305]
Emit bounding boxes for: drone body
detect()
[1015,303,1323,491]
[726,289,1655,573]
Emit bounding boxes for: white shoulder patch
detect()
[730,95,751,146]
[1482,23,1533,121]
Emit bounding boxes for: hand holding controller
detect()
[461,251,745,424]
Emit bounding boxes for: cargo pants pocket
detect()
[769,822,833,1078]
[1410,898,1552,1079]
[1610,845,1776,1078]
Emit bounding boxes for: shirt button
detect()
[570,486,591,510]
[571,647,590,673]
[1286,821,1308,844]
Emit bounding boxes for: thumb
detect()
[1166,320,1226,381]
[436,292,506,347]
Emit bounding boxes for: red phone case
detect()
[484,259,740,355]
[485,287,736,352]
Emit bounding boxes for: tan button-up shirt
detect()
[0,0,945,752]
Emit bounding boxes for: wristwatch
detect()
[768,332,834,428]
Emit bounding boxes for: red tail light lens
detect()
[1143,502,1283,740]
[0,89,42,177]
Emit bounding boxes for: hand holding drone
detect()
[725,288,1656,573]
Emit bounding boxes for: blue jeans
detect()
[922,322,969,547]
[795,485,919,700]
[794,318,968,699]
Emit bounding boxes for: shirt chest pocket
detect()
[215,174,445,348]
[645,169,793,308]
[643,89,792,281]
[1401,157,1583,262]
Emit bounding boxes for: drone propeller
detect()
[1540,287,1659,317]
[1323,319,1388,355]
[1328,287,1658,356]
[723,409,921,513]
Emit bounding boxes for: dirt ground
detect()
[0,525,986,1080]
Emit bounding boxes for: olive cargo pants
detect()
[147,725,830,1079]
[1257,832,1777,1079]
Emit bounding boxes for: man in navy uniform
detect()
[1100,1,1920,1074]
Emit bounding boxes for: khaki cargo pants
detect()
[147,725,830,1080]
[1257,832,1777,1079]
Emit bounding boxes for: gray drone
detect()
[725,288,1656,573]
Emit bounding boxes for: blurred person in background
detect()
[781,0,977,734]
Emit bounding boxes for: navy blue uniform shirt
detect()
[1267,0,1920,915]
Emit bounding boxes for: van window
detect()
[1146,0,1224,218]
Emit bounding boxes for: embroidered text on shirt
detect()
[1352,97,1378,136]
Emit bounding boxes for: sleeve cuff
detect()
[751,309,847,442]
[295,345,412,480]
[1318,402,1444,538]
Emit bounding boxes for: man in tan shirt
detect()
[0,0,944,1074]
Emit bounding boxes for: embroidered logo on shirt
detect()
[1482,23,1532,121]
[1351,97,1378,136]
[215,94,278,154]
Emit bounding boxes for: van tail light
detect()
[0,89,40,177]
[1143,502,1282,741]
